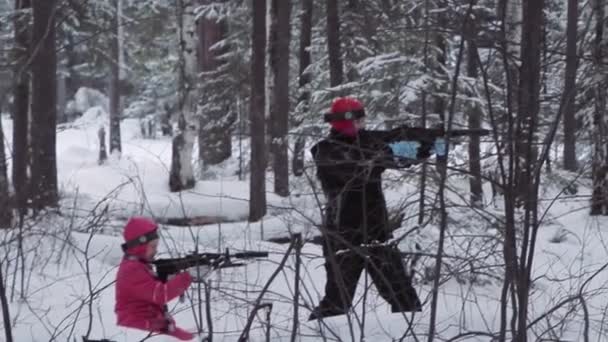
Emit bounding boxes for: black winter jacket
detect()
[310,128,431,248]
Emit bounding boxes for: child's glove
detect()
[389,141,420,159]
[432,138,447,157]
[188,265,213,282]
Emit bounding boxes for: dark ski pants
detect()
[314,241,422,316]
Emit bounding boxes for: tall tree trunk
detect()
[420,0,447,222]
[109,0,122,155]
[30,0,59,210]
[249,0,267,222]
[590,0,608,215]
[269,0,291,196]
[515,0,543,204]
[198,3,233,167]
[418,0,431,225]
[0,117,11,228]
[497,0,522,339]
[169,0,197,192]
[466,34,483,208]
[292,0,313,177]
[562,0,579,171]
[326,0,343,87]
[434,33,447,122]
[342,0,359,83]
[12,0,31,214]
[515,0,544,339]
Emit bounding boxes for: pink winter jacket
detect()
[114,217,194,340]
[115,256,193,340]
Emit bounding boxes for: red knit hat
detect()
[325,97,365,136]
[121,216,158,257]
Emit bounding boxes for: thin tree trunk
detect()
[434,33,447,123]
[515,0,544,340]
[0,261,12,342]
[418,0,431,225]
[98,126,108,165]
[326,0,343,87]
[30,0,59,210]
[562,0,579,171]
[427,5,477,342]
[292,0,313,177]
[169,0,197,192]
[497,0,522,337]
[12,0,31,214]
[591,0,608,215]
[269,0,291,196]
[249,0,267,222]
[109,0,122,155]
[467,38,483,208]
[0,117,11,228]
[514,0,542,208]
[343,0,360,83]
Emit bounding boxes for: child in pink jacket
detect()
[114,217,194,341]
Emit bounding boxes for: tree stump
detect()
[98,126,107,165]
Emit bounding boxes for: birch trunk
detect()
[169,0,197,192]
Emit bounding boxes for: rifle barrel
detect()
[446,128,490,137]
[233,251,269,258]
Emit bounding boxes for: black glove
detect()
[417,141,433,159]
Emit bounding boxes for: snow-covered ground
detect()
[1,111,608,341]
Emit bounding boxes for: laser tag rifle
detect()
[389,126,490,160]
[152,249,269,282]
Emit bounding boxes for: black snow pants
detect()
[312,239,422,319]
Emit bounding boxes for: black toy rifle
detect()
[381,125,490,168]
[152,249,269,282]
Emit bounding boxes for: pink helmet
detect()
[324,97,366,136]
[121,216,158,258]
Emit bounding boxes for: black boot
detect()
[391,300,422,313]
[308,306,347,321]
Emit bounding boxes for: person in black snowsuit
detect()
[309,97,443,320]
